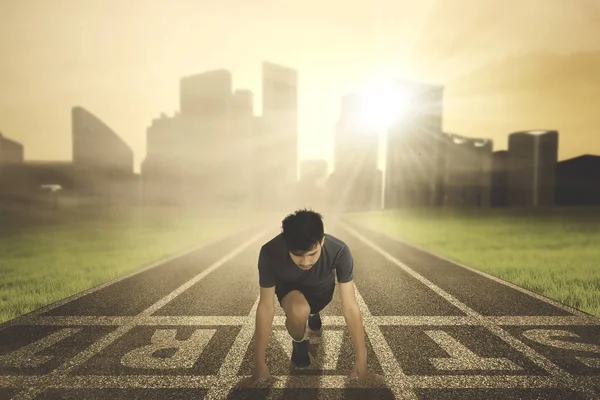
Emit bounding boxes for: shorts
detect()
[276,282,335,315]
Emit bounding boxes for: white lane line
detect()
[341,218,589,317]
[204,297,261,399]
[9,229,269,400]
[16,315,600,327]
[425,330,523,371]
[0,226,257,333]
[408,375,570,389]
[2,374,595,390]
[339,221,599,399]
[353,285,418,399]
[373,316,600,326]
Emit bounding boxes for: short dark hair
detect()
[281,208,324,254]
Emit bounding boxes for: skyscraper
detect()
[440,133,493,207]
[0,133,24,164]
[72,107,134,172]
[507,130,558,207]
[143,69,257,208]
[71,107,135,204]
[556,155,600,206]
[179,70,232,119]
[258,62,298,210]
[491,150,509,207]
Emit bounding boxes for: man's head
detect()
[281,209,325,271]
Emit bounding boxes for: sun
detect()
[357,78,409,132]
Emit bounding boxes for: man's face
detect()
[289,238,324,270]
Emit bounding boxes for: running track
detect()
[0,218,599,399]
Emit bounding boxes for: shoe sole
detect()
[291,359,311,368]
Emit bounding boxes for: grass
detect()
[345,207,600,318]
[0,206,265,324]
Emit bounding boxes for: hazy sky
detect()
[2,0,600,173]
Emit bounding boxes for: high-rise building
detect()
[0,133,24,164]
[179,70,232,119]
[143,63,297,210]
[385,79,444,208]
[507,130,558,207]
[556,154,600,206]
[142,114,185,205]
[72,107,135,204]
[440,133,493,207]
[72,107,134,172]
[258,62,298,210]
[491,150,509,207]
[143,69,257,209]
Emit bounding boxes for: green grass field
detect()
[2,205,599,324]
[345,207,600,318]
[0,206,264,324]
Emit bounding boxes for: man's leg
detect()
[307,284,335,330]
[280,289,312,367]
[281,290,311,341]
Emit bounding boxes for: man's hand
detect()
[348,362,387,386]
[235,362,278,388]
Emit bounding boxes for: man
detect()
[238,209,385,387]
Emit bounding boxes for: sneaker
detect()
[308,312,322,331]
[291,339,310,367]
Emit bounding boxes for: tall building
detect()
[385,79,444,208]
[72,107,134,172]
[180,70,232,119]
[257,62,298,211]
[72,107,135,204]
[0,133,24,164]
[491,150,509,207]
[556,154,600,206]
[330,93,380,211]
[142,62,294,210]
[143,69,256,208]
[440,133,493,207]
[507,130,558,207]
[142,114,185,205]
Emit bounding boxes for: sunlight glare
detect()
[357,78,409,132]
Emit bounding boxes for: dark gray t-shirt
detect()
[258,233,354,294]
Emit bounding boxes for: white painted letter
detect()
[426,330,522,371]
[0,328,82,368]
[523,329,600,368]
[121,329,215,369]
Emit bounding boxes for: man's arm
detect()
[339,280,367,370]
[254,285,275,367]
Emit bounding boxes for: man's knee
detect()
[282,290,310,323]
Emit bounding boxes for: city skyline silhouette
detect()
[2,59,598,211]
[2,0,600,174]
